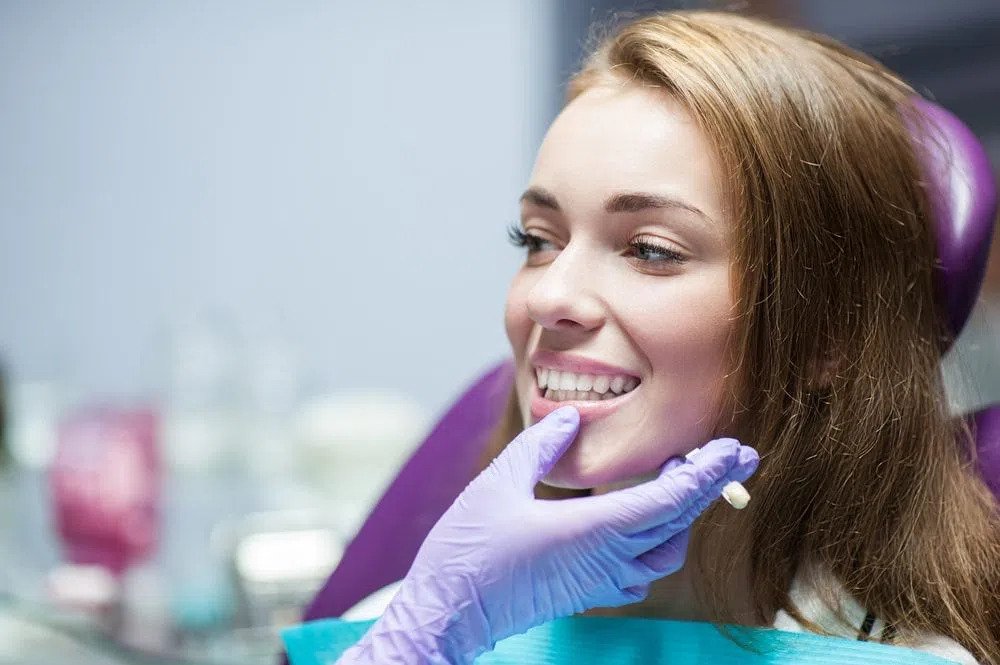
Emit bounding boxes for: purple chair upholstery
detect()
[299,100,999,628]
[913,99,1000,494]
[974,408,1000,500]
[914,98,998,341]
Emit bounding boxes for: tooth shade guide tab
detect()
[684,447,750,510]
[721,481,750,509]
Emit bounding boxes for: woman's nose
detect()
[525,247,605,333]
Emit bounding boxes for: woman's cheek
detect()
[503,273,532,351]
[504,274,536,427]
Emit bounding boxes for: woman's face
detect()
[505,84,735,489]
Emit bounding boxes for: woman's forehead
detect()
[529,85,728,224]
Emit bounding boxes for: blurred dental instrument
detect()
[292,391,428,532]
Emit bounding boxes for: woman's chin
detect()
[539,444,645,490]
[538,467,593,490]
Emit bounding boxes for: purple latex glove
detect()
[336,406,759,665]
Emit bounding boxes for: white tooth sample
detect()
[623,377,638,392]
[538,367,549,389]
[559,372,578,391]
[722,481,751,510]
[576,373,594,391]
[610,376,626,393]
[593,375,611,394]
[547,370,562,391]
[544,388,554,400]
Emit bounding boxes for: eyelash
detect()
[507,223,687,266]
[507,224,550,253]
[628,238,687,265]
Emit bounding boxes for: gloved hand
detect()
[336,406,759,665]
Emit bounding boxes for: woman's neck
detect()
[584,562,707,620]
[584,481,765,625]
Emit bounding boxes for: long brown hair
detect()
[485,10,1000,662]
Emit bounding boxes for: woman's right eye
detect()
[507,225,556,254]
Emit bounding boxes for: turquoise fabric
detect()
[282,616,959,665]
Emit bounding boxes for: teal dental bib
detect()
[282,616,957,664]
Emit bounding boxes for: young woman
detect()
[332,11,999,664]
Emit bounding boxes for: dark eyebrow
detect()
[604,192,709,219]
[519,186,713,224]
[519,187,561,211]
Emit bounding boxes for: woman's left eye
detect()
[626,238,687,266]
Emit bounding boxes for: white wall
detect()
[0,1,555,416]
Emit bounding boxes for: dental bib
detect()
[282,615,955,664]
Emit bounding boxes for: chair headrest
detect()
[972,406,1000,500]
[912,99,998,344]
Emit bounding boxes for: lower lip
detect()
[529,380,638,425]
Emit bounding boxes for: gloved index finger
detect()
[596,438,758,534]
[492,406,580,492]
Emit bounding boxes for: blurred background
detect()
[0,1,997,663]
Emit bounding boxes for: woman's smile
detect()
[529,351,642,424]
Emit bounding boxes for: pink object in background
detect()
[50,407,160,576]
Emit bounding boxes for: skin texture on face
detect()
[504,83,735,489]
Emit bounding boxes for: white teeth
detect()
[547,370,561,390]
[543,389,616,403]
[535,367,641,400]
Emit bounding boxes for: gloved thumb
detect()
[494,406,580,492]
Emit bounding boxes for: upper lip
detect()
[529,350,640,378]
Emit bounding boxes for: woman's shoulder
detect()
[772,568,979,664]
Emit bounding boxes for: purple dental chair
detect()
[300,99,999,625]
